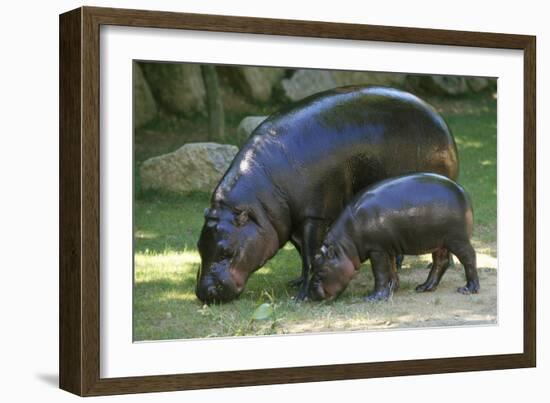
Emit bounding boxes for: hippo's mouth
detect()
[309,280,328,301]
[196,262,245,304]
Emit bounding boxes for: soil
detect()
[276,251,497,335]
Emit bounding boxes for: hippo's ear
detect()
[235,210,249,227]
[320,244,335,259]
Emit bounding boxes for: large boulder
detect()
[281,70,337,101]
[281,69,408,101]
[236,116,268,143]
[221,67,286,102]
[332,71,407,88]
[140,63,206,117]
[133,63,157,129]
[466,77,491,93]
[140,143,239,194]
[407,75,469,96]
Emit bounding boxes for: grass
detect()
[133,93,497,341]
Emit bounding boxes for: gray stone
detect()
[227,67,286,102]
[332,71,407,88]
[236,116,268,143]
[280,69,410,102]
[431,76,469,95]
[140,142,239,194]
[133,64,157,129]
[407,75,469,96]
[141,63,206,117]
[466,77,490,92]
[281,70,337,101]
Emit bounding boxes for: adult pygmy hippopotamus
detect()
[196,86,459,304]
[309,173,478,302]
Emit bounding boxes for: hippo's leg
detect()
[396,255,404,271]
[425,254,455,270]
[287,237,304,288]
[366,251,399,301]
[415,248,451,292]
[448,241,480,294]
[294,218,326,301]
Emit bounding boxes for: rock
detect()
[222,67,285,102]
[236,116,268,143]
[281,69,410,102]
[332,71,407,88]
[140,63,206,117]
[407,75,469,96]
[281,70,337,101]
[432,76,469,95]
[466,77,490,92]
[133,63,157,128]
[140,143,238,194]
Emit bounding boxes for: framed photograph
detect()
[59,6,536,396]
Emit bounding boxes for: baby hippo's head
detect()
[309,243,357,301]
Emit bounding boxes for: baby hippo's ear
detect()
[321,244,336,259]
[313,252,322,264]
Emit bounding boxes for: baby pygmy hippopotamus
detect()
[309,173,478,302]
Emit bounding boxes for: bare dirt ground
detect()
[272,252,497,335]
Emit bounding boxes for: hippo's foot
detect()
[293,288,309,302]
[457,281,480,295]
[415,281,438,293]
[365,290,391,302]
[287,277,304,288]
[366,278,398,302]
[365,287,394,302]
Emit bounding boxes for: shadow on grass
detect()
[134,190,210,254]
[135,247,303,305]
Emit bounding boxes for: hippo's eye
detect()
[325,245,336,259]
[219,244,233,259]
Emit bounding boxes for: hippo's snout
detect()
[195,283,218,304]
[195,270,242,304]
[309,281,327,301]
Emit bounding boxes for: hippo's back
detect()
[349,173,473,247]
[257,86,458,185]
[354,173,471,210]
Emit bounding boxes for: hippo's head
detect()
[196,205,277,304]
[309,243,357,301]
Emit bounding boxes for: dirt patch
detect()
[269,252,497,335]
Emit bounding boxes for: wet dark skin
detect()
[309,173,479,302]
[196,86,459,304]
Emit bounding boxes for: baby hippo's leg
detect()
[396,255,404,271]
[366,251,399,301]
[415,248,451,292]
[448,240,480,294]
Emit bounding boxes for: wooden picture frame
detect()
[59,6,536,396]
